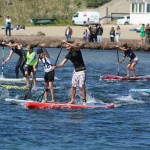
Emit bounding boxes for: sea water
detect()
[0,48,150,150]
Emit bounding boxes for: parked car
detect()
[129,27,140,33]
[117,15,130,25]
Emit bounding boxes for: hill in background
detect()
[0,0,112,25]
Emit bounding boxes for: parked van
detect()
[72,11,100,25]
[117,15,130,25]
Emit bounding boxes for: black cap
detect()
[37,48,43,54]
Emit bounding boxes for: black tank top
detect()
[65,49,86,72]
[12,47,25,58]
[124,48,136,60]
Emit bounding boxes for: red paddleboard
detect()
[26,101,115,109]
[100,75,150,81]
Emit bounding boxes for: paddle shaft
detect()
[37,45,63,102]
[1,46,4,77]
[117,48,120,76]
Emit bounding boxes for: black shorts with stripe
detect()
[25,65,34,75]
[44,70,55,82]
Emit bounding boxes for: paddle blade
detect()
[24,89,32,100]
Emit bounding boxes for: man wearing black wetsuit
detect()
[2,40,26,78]
[54,40,86,105]
[119,43,139,78]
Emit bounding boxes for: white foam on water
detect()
[0,87,9,100]
[115,94,144,105]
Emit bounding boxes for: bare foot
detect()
[68,100,75,104]
[83,102,87,106]
[50,100,55,103]
[41,99,48,103]
[24,85,30,88]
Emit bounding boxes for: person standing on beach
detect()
[145,23,150,44]
[65,25,73,41]
[25,44,37,90]
[83,29,88,42]
[115,26,121,45]
[53,40,87,106]
[2,40,26,79]
[118,43,139,78]
[5,16,12,36]
[35,44,55,103]
[140,24,145,44]
[110,27,115,42]
[96,24,103,43]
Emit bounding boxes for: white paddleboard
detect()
[0,77,44,82]
[5,98,33,105]
[0,76,60,82]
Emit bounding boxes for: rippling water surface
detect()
[0,48,150,150]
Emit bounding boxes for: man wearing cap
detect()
[35,44,55,103]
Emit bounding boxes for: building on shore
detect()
[129,0,150,25]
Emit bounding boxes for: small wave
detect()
[0,88,9,100]
[114,94,144,106]
[54,76,61,80]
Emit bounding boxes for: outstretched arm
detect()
[2,50,13,64]
[2,42,18,47]
[54,58,68,69]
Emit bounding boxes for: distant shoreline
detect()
[0,25,149,51]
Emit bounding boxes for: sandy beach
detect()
[0,25,140,40]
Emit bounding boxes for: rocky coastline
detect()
[0,35,150,51]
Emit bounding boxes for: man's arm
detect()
[2,50,13,64]
[54,58,68,69]
[2,42,17,47]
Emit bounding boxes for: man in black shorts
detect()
[54,40,86,105]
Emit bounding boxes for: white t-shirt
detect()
[40,56,53,72]
[5,18,11,26]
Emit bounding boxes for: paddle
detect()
[24,54,40,100]
[37,45,63,102]
[116,45,120,76]
[1,46,4,78]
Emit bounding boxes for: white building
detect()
[129,0,150,24]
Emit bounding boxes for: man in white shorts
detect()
[54,40,86,105]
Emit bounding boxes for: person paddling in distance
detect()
[118,43,139,78]
[2,40,26,79]
[25,44,37,90]
[34,44,55,103]
[53,40,87,106]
